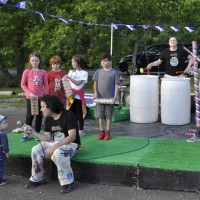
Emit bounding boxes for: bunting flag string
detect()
[58,17,68,25]
[0,0,8,4]
[15,1,26,9]
[0,1,199,33]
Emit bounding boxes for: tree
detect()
[0,0,200,86]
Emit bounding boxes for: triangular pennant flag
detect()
[155,26,164,32]
[185,26,194,32]
[170,26,179,32]
[15,1,26,9]
[138,25,149,29]
[0,0,8,4]
[126,25,135,31]
[113,24,119,30]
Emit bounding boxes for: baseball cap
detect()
[0,115,6,123]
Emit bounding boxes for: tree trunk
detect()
[131,32,140,75]
[16,37,25,80]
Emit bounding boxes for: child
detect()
[48,55,66,106]
[92,53,120,140]
[64,55,88,138]
[21,52,49,141]
[0,115,9,186]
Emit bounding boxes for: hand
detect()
[45,146,56,157]
[5,153,9,158]
[111,97,117,103]
[23,124,32,134]
[62,75,68,81]
[30,93,37,99]
[184,68,190,74]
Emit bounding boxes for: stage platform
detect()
[5,112,200,193]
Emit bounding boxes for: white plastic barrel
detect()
[161,77,191,125]
[130,75,159,123]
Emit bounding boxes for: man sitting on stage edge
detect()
[23,94,80,193]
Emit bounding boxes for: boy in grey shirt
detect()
[92,53,120,140]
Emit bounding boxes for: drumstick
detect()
[176,70,184,74]
[183,46,200,62]
[176,70,193,75]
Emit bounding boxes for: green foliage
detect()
[0,0,200,80]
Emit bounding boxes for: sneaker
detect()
[0,179,8,186]
[97,131,105,140]
[104,131,111,140]
[60,182,75,193]
[187,135,200,142]
[24,179,46,189]
[21,133,30,142]
[79,130,85,138]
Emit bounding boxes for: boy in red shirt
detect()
[48,55,66,106]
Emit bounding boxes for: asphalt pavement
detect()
[1,174,200,200]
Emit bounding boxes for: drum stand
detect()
[118,76,127,106]
[118,86,127,106]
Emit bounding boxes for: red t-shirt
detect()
[48,70,67,100]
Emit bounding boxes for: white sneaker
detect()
[0,179,8,186]
[79,130,85,138]
[187,135,200,142]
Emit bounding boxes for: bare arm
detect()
[23,124,51,141]
[63,75,84,86]
[52,129,75,148]
[146,59,163,70]
[45,129,76,156]
[93,81,97,99]
[67,76,84,86]
[112,84,119,102]
[184,55,193,74]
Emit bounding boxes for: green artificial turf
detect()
[8,132,38,157]
[7,133,200,172]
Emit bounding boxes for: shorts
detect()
[95,104,114,119]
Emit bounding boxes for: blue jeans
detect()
[0,153,5,183]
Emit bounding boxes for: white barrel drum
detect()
[130,75,159,123]
[161,77,191,125]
